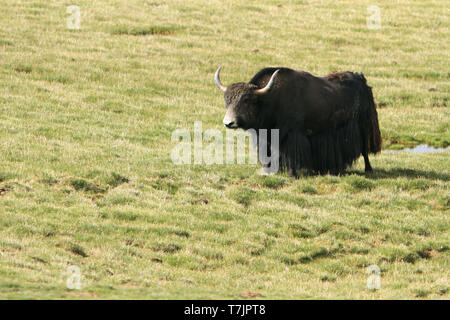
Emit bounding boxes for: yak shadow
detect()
[345,167,450,182]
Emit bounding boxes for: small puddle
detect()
[385,145,450,154]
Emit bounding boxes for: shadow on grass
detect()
[347,168,450,182]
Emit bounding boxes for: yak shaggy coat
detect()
[217,67,382,175]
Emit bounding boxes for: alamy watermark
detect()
[171,121,280,174]
[367,5,381,30]
[366,264,381,290]
[66,265,82,290]
[66,5,81,30]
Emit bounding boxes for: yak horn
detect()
[214,66,227,92]
[254,69,279,95]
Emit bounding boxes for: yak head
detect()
[214,67,279,130]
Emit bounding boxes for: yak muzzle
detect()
[223,120,237,128]
[223,109,238,128]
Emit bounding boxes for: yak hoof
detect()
[365,167,373,173]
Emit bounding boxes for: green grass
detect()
[0,0,449,299]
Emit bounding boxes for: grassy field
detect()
[0,0,448,299]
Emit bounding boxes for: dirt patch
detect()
[241,291,262,298]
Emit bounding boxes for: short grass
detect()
[0,0,448,299]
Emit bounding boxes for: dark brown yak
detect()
[214,67,382,177]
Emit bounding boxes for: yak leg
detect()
[362,137,373,172]
[363,153,372,172]
[288,168,298,178]
[360,123,373,173]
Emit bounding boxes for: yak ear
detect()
[254,69,279,95]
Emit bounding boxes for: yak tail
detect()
[357,73,382,155]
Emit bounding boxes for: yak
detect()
[214,67,382,177]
